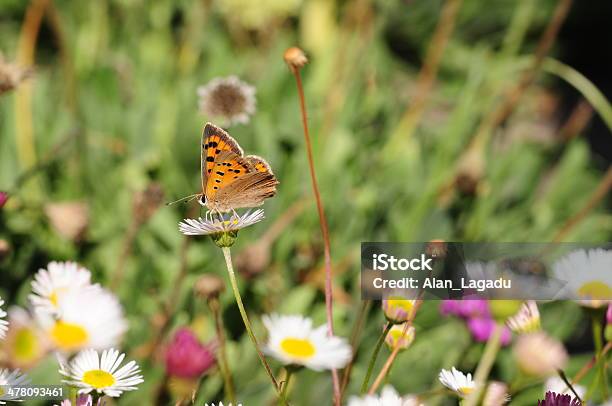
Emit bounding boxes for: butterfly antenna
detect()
[166,194,199,206]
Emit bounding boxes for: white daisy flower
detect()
[506,301,541,334]
[29,261,93,316]
[0,306,50,369]
[262,314,351,371]
[0,298,7,340]
[37,286,127,352]
[545,376,586,400]
[197,76,256,126]
[552,248,612,308]
[0,369,31,404]
[59,348,143,397]
[179,209,265,236]
[347,385,421,406]
[439,367,476,397]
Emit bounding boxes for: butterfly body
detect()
[199,123,278,213]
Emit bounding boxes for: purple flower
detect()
[0,192,7,208]
[441,299,490,318]
[467,317,512,345]
[607,302,611,325]
[441,300,512,346]
[56,394,104,406]
[165,328,216,378]
[537,391,581,406]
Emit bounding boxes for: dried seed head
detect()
[194,274,226,299]
[234,241,270,278]
[283,47,308,73]
[197,76,256,127]
[133,183,165,225]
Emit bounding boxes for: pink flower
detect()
[467,317,512,345]
[0,192,7,208]
[165,328,216,378]
[441,299,490,319]
[55,394,104,406]
[607,302,611,325]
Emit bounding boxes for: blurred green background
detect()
[0,0,611,404]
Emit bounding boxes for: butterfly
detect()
[194,123,279,214]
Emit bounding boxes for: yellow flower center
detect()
[460,386,474,395]
[577,281,611,300]
[280,338,316,359]
[13,327,39,361]
[50,321,88,350]
[82,369,115,389]
[387,297,414,316]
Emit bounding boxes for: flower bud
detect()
[165,328,216,379]
[382,297,417,324]
[489,300,522,322]
[283,47,308,73]
[513,332,567,376]
[482,381,510,406]
[194,274,225,300]
[385,323,415,351]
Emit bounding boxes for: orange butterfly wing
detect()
[201,123,243,193]
[205,151,252,198]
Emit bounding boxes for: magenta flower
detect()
[467,317,512,345]
[56,394,104,406]
[441,299,490,318]
[537,391,581,406]
[165,328,216,378]
[0,192,7,208]
[441,300,512,346]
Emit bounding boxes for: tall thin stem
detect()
[587,313,608,401]
[367,299,423,395]
[385,0,463,151]
[290,66,341,403]
[340,300,372,399]
[553,167,612,242]
[221,246,280,394]
[556,369,583,404]
[209,296,236,404]
[464,322,504,406]
[360,322,392,393]
[280,368,294,405]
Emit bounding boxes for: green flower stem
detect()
[464,322,504,406]
[280,368,294,405]
[221,246,280,395]
[586,313,608,401]
[209,296,236,405]
[360,322,392,394]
